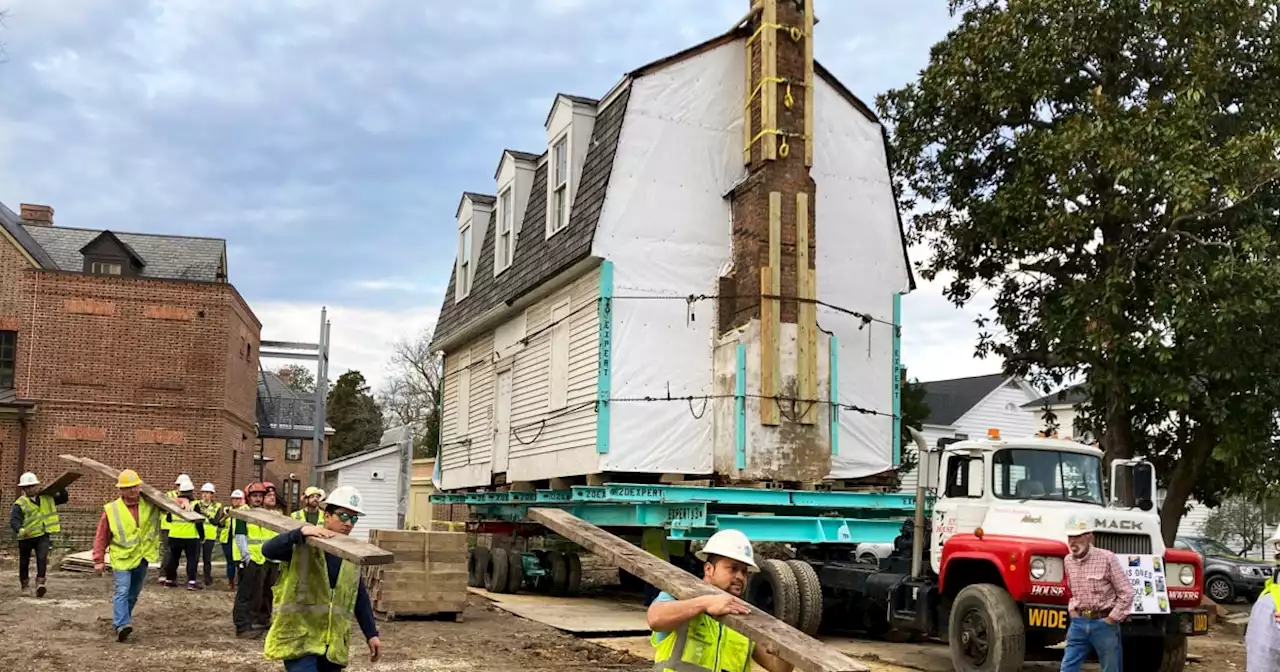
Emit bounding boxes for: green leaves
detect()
[880,0,1280,534]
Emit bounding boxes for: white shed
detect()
[317,427,413,533]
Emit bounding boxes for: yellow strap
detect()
[745,21,808,47]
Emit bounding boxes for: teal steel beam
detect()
[830,335,840,456]
[892,292,902,466]
[735,343,747,469]
[596,260,614,454]
[669,515,905,544]
[473,502,709,528]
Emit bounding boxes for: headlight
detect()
[1029,555,1063,582]
[1030,557,1047,580]
[1179,564,1195,586]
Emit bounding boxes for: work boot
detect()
[226,577,236,591]
[19,581,29,597]
[236,629,262,640]
[35,578,46,598]
[116,625,132,643]
[186,580,203,591]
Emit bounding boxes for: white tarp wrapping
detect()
[592,38,910,478]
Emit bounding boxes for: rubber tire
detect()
[547,550,569,595]
[1205,574,1235,604]
[565,552,583,596]
[485,547,511,593]
[467,547,491,588]
[532,550,552,593]
[858,552,879,565]
[947,583,1025,672]
[785,559,823,636]
[1122,634,1188,672]
[751,559,801,628]
[507,551,525,593]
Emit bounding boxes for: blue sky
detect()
[0,0,1000,389]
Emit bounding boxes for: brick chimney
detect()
[20,204,54,226]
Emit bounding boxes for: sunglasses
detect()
[333,511,360,525]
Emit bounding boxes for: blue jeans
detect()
[222,542,235,580]
[1061,616,1122,672]
[112,560,149,630]
[283,654,343,672]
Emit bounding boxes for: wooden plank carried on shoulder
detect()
[528,507,866,672]
[38,471,82,497]
[59,454,204,523]
[226,507,395,566]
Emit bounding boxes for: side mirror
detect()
[967,459,985,498]
[1133,462,1155,512]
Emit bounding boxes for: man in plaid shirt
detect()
[1062,517,1134,672]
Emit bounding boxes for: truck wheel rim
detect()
[1208,579,1230,601]
[959,609,990,665]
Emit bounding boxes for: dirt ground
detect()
[0,562,648,672]
[0,557,1250,672]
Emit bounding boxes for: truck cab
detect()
[922,432,1207,672]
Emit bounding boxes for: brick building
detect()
[0,201,260,529]
[254,369,332,509]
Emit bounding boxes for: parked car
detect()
[1174,536,1274,603]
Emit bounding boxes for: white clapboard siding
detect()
[326,447,401,532]
[440,331,496,473]
[508,267,600,481]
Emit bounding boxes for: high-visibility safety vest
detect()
[233,515,276,565]
[167,502,202,540]
[220,504,248,544]
[198,500,223,542]
[160,490,177,532]
[15,495,61,540]
[263,543,360,667]
[652,612,754,672]
[104,498,161,572]
[1265,578,1280,610]
[291,509,320,525]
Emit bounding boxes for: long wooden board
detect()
[59,454,204,522]
[528,507,866,672]
[38,471,81,497]
[226,507,395,566]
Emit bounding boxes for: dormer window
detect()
[549,135,569,236]
[90,261,123,275]
[497,187,514,271]
[457,221,473,299]
[79,230,145,277]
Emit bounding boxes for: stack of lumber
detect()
[364,529,467,621]
[60,550,106,573]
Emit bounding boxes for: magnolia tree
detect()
[879,0,1280,542]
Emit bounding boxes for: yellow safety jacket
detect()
[220,504,248,544]
[1264,577,1280,609]
[291,508,321,525]
[197,500,223,542]
[15,495,61,540]
[233,514,276,565]
[160,490,177,532]
[652,612,754,672]
[167,498,202,540]
[263,543,360,667]
[104,498,161,572]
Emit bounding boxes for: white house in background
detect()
[431,5,912,491]
[317,427,413,532]
[900,373,1042,492]
[1022,383,1094,443]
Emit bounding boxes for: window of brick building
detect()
[285,438,302,461]
[284,479,301,511]
[89,261,123,275]
[0,331,15,389]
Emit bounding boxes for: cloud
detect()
[0,0,981,383]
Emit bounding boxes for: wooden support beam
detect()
[227,507,395,566]
[761,191,783,426]
[38,471,81,497]
[762,0,778,161]
[803,0,815,167]
[744,38,754,165]
[797,192,817,424]
[59,454,204,522]
[528,507,867,672]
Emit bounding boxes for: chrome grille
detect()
[1093,532,1152,555]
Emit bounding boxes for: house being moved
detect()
[430,1,912,491]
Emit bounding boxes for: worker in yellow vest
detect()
[221,489,246,591]
[233,481,278,638]
[10,471,69,597]
[194,482,223,587]
[157,474,187,584]
[162,477,203,590]
[647,529,793,672]
[92,469,161,642]
[291,486,325,525]
[1247,524,1280,669]
[262,485,381,669]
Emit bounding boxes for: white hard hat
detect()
[1065,515,1094,537]
[323,486,365,515]
[230,489,245,499]
[175,474,193,488]
[201,482,216,493]
[695,529,759,572]
[17,472,39,487]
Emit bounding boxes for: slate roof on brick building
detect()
[21,224,226,282]
[431,85,630,349]
[0,201,57,267]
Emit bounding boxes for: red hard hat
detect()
[245,482,267,495]
[263,481,276,491]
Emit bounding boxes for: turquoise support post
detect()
[596,261,614,454]
[829,336,840,456]
[735,344,747,469]
[892,292,902,466]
